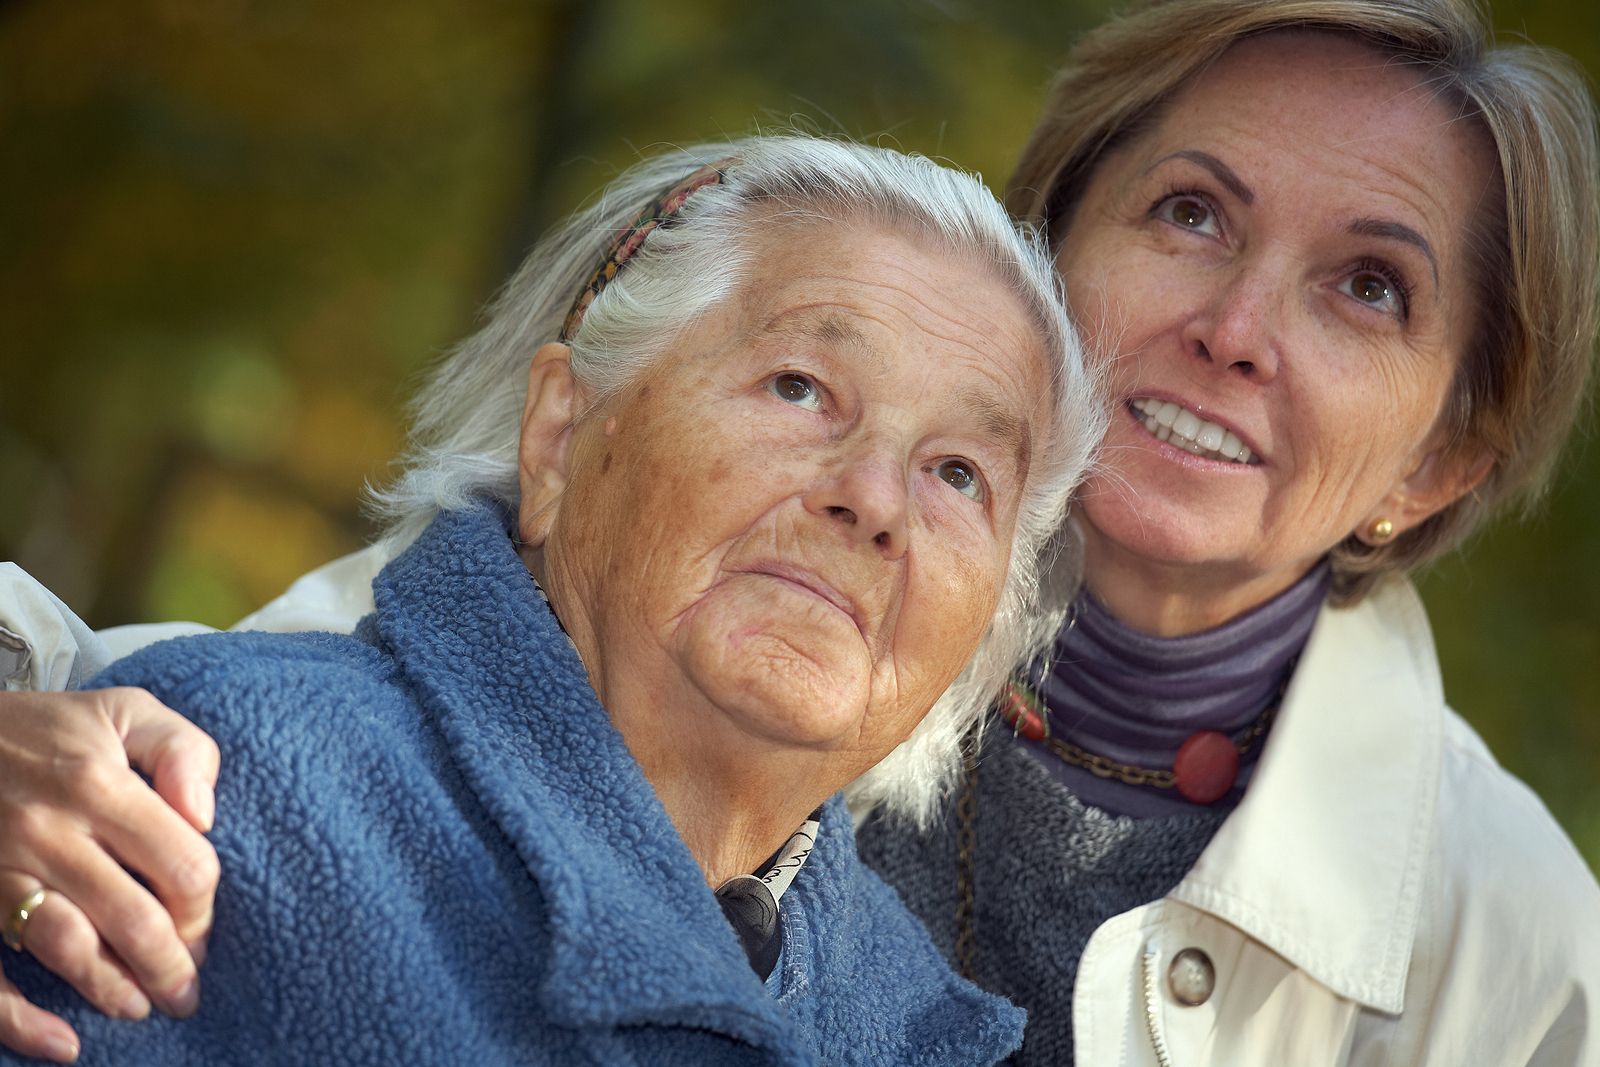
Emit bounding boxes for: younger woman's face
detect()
[1056,31,1495,626]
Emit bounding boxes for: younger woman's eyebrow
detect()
[1148,152,1440,287]
[1350,217,1440,285]
[1151,150,1255,205]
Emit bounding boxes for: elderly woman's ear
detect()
[516,342,589,549]
[1357,435,1494,546]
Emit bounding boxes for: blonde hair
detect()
[1009,0,1600,604]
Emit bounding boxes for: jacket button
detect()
[1167,948,1215,1006]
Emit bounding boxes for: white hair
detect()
[370,135,1105,825]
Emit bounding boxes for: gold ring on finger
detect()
[2,887,47,953]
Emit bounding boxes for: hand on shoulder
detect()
[0,687,220,1062]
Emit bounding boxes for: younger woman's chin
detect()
[1077,499,1237,572]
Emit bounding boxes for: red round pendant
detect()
[1000,687,1048,741]
[1173,730,1239,805]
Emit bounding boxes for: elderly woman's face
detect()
[531,221,1050,787]
[1057,32,1495,611]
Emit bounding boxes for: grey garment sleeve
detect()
[1,543,386,693]
[0,562,121,690]
[0,563,217,691]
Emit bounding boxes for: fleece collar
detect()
[1170,580,1444,1013]
[370,505,801,1057]
[365,504,1018,1063]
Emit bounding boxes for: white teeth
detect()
[1129,398,1256,465]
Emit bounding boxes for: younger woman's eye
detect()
[933,458,985,502]
[1339,262,1412,320]
[769,372,824,412]
[1154,194,1220,237]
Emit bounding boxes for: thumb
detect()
[103,688,221,833]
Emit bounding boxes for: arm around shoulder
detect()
[0,563,218,692]
[0,543,384,695]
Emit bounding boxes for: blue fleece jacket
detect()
[3,503,1023,1066]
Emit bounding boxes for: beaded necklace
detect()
[995,673,1280,805]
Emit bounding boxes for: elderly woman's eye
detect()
[934,459,985,501]
[769,372,824,412]
[1155,193,1219,236]
[1341,262,1412,320]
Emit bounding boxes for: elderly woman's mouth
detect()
[743,565,867,635]
[1128,397,1260,465]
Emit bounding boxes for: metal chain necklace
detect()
[994,676,1278,804]
[953,670,1289,982]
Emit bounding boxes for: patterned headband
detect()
[558,160,729,343]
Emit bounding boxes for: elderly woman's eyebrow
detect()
[765,310,1031,468]
[966,392,1032,473]
[767,311,888,370]
[813,313,874,355]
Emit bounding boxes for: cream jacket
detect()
[1080,579,1600,1066]
[4,554,1598,1064]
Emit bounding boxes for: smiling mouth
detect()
[1129,398,1260,465]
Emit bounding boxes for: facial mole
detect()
[601,452,613,474]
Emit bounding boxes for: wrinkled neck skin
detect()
[521,543,829,888]
[1077,522,1320,638]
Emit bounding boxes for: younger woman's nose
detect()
[1182,266,1283,382]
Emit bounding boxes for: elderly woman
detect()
[1,0,1598,1064]
[0,134,1102,1064]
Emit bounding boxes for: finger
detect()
[94,799,218,951]
[41,740,219,948]
[100,689,220,834]
[0,873,150,1023]
[20,835,201,1019]
[0,967,81,1065]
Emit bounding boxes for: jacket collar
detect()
[1169,579,1443,1013]
[369,505,802,1056]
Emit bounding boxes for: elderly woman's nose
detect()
[802,451,912,560]
[1181,266,1284,382]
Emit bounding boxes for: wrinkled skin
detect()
[0,689,218,1062]
[517,219,1052,881]
[0,30,1512,1062]
[0,217,1058,1059]
[1061,32,1495,634]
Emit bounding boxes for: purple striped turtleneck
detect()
[1018,560,1332,818]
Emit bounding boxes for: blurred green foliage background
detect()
[1,1,1596,868]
